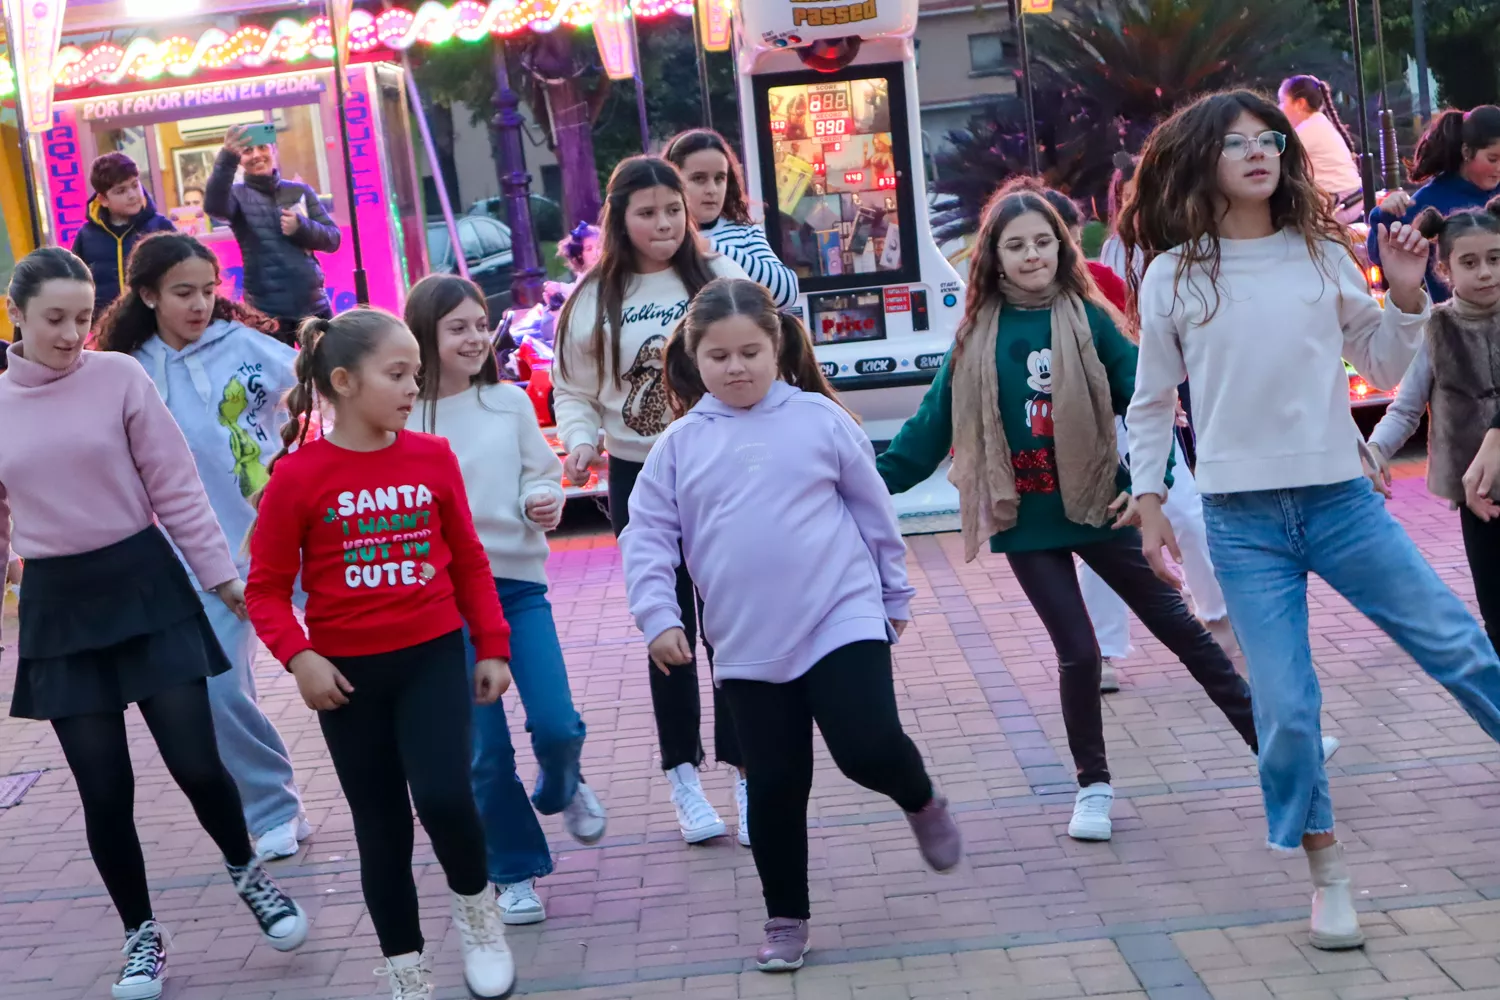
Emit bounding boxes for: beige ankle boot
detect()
[1307,842,1364,950]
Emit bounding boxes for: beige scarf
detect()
[948,282,1121,563]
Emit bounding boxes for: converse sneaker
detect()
[254,815,312,862]
[756,917,810,972]
[375,952,435,1000]
[665,763,726,843]
[1307,842,1364,950]
[734,775,751,847]
[496,878,546,925]
[452,887,517,997]
[906,795,962,871]
[1100,658,1120,694]
[562,782,607,845]
[228,858,309,951]
[112,921,168,999]
[1068,783,1114,841]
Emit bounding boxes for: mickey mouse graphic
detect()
[1024,348,1054,438]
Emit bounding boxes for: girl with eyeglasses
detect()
[1121,89,1500,954]
[878,187,1259,846]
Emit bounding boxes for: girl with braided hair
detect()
[1278,75,1363,208]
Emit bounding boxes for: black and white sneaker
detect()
[112,921,168,1000]
[228,858,309,951]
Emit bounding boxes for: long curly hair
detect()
[1117,89,1351,323]
[94,232,277,353]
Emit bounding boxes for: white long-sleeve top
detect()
[553,256,747,463]
[410,383,565,584]
[1127,230,1429,497]
[701,218,800,308]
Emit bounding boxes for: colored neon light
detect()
[697,0,732,53]
[5,0,68,130]
[0,1,694,97]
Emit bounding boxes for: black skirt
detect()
[10,526,232,721]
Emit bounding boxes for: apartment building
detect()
[915,0,1020,168]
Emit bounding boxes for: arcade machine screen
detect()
[766,74,911,286]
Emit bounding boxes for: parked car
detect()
[468,194,565,244]
[427,215,515,316]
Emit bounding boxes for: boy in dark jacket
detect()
[72,153,175,321]
[206,123,342,344]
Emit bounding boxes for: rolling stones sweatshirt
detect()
[552,254,747,463]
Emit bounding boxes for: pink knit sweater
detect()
[0,345,238,588]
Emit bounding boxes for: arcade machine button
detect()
[910,290,929,331]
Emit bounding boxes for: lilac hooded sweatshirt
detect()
[620,380,915,685]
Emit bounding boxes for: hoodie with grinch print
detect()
[134,318,298,588]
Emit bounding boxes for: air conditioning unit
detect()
[177,111,268,145]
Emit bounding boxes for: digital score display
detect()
[767,76,902,281]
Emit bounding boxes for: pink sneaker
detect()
[906,795,962,871]
[756,918,810,972]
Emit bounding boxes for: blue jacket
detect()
[204,149,341,322]
[71,192,175,320]
[1368,172,1500,303]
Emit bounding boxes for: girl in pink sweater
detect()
[0,248,307,1000]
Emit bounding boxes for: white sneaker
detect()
[112,921,168,999]
[375,952,435,1000]
[665,763,727,843]
[496,878,546,925]
[1068,783,1114,841]
[254,815,312,861]
[562,782,607,845]
[451,888,517,997]
[1099,658,1120,694]
[1322,736,1341,762]
[734,775,751,847]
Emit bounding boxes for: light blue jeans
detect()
[465,579,586,885]
[200,594,303,837]
[1201,478,1500,850]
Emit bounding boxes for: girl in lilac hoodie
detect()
[619,278,962,973]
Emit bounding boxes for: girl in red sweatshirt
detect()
[245,308,517,1000]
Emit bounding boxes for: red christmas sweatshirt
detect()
[247,431,511,666]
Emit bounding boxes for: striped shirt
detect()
[701,218,800,308]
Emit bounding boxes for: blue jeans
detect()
[465,579,586,884]
[1201,479,1500,850]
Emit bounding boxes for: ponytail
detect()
[1409,108,1500,184]
[1412,196,1500,265]
[263,316,330,480]
[1317,79,1357,154]
[774,311,851,417]
[664,320,707,419]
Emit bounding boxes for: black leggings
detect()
[1006,529,1257,787]
[320,631,489,958]
[609,455,742,770]
[721,641,934,920]
[1461,507,1500,655]
[51,678,253,931]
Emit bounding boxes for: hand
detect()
[890,619,909,638]
[1137,494,1184,589]
[5,558,22,588]
[473,658,512,705]
[223,124,251,156]
[214,578,248,621]
[1108,490,1140,529]
[1375,222,1431,313]
[1463,428,1500,521]
[648,627,693,675]
[1174,400,1190,428]
[563,444,602,487]
[289,650,354,710]
[280,207,301,236]
[525,492,564,531]
[1362,442,1393,500]
[1379,189,1412,217]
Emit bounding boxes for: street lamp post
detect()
[1370,0,1401,192]
[1345,0,1379,218]
[492,41,546,310]
[1008,0,1040,175]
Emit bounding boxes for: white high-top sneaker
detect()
[451,887,516,997]
[666,763,727,844]
[375,952,434,1000]
[1307,842,1364,950]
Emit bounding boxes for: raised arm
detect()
[876,355,955,495]
[1338,240,1429,390]
[204,148,242,221]
[618,434,686,644]
[438,445,512,661]
[120,364,239,589]
[829,404,915,623]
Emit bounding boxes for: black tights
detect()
[51,678,253,931]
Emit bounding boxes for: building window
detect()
[968,32,1012,77]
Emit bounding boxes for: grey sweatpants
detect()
[201,594,303,837]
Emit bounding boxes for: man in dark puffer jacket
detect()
[206,123,342,344]
[72,152,176,322]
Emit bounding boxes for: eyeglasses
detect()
[1000,235,1057,256]
[1221,131,1287,160]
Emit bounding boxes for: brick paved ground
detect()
[6,462,1500,999]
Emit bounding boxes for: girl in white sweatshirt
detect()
[553,155,749,846]
[1121,89,1500,954]
[408,274,607,926]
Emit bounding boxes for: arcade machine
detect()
[36,60,426,313]
[735,0,963,529]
